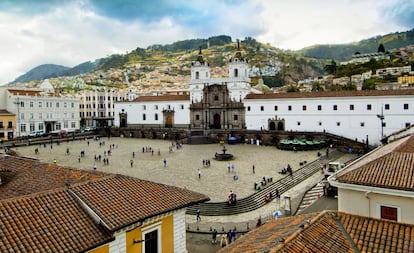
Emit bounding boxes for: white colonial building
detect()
[0,80,80,137]
[114,94,190,128]
[78,88,130,128]
[244,90,414,145]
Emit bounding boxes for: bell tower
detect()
[189,47,211,103]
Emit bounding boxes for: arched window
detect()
[196,71,199,79]
[155,113,158,121]
[234,68,238,77]
[143,113,146,121]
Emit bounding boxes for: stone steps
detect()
[296,184,324,214]
[186,150,343,216]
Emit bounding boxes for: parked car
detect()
[29,131,45,137]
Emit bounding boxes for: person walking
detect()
[211,229,218,244]
[252,164,255,173]
[163,158,167,167]
[198,168,201,179]
[130,159,133,167]
[196,209,201,221]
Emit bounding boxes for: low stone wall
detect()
[109,127,368,153]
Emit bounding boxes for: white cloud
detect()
[254,0,403,49]
[0,0,411,85]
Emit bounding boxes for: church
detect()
[114,44,414,146]
[114,43,258,130]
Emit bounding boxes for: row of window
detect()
[84,96,126,102]
[19,101,75,108]
[250,103,409,112]
[80,103,115,109]
[194,114,239,121]
[142,105,185,110]
[0,121,13,128]
[20,122,77,132]
[295,121,410,128]
[80,112,112,117]
[19,112,76,120]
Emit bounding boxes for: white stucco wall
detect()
[114,100,190,127]
[173,209,187,253]
[245,94,414,145]
[338,188,414,223]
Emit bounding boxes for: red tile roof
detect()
[0,155,107,200]
[7,89,42,96]
[0,110,14,115]
[245,89,414,100]
[336,135,414,191]
[0,155,210,251]
[0,189,113,253]
[71,175,210,231]
[132,94,190,102]
[218,211,414,253]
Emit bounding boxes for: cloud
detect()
[0,0,412,85]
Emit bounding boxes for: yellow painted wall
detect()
[0,114,16,140]
[87,244,109,253]
[126,224,143,253]
[161,214,174,253]
[125,213,174,253]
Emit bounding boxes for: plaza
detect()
[14,136,323,202]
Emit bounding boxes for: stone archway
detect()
[213,113,221,129]
[269,121,276,130]
[277,122,285,131]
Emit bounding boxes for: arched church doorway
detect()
[269,122,276,130]
[277,122,285,131]
[165,116,173,128]
[213,113,221,129]
[120,118,127,128]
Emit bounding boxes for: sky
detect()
[0,0,413,85]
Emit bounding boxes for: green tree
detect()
[342,83,357,90]
[323,60,337,75]
[362,79,377,90]
[378,43,385,53]
[286,85,299,92]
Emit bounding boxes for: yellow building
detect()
[0,109,16,140]
[398,75,414,84]
[0,155,209,253]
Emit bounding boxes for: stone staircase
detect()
[186,150,343,216]
[295,183,325,215]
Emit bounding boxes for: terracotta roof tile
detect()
[0,110,14,115]
[0,189,113,253]
[0,155,108,200]
[336,135,414,191]
[218,211,414,253]
[71,175,210,231]
[245,89,414,100]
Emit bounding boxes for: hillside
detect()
[11,36,325,90]
[296,29,414,61]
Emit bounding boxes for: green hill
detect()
[296,29,414,61]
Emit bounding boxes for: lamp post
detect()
[13,97,20,138]
[376,107,384,138]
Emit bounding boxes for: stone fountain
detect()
[214,145,234,161]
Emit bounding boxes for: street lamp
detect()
[376,107,384,138]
